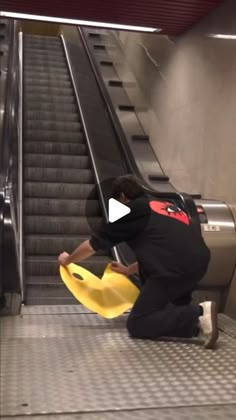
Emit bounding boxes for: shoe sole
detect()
[204,301,219,349]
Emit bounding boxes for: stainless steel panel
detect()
[107,84,132,107]
[195,200,236,288]
[83,27,175,193]
[98,65,117,80]
[225,204,236,319]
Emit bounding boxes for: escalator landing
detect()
[1,306,236,419]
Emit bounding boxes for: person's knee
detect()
[126,316,143,338]
[127,316,136,337]
[127,313,164,339]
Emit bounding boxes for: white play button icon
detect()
[108,198,131,223]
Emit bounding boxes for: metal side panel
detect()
[194,200,236,289]
[1,306,236,417]
[225,204,236,319]
[80,27,175,193]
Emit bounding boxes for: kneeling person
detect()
[58,175,218,349]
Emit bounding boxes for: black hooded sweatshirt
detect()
[90,196,210,284]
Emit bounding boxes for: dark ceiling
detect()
[0,0,224,35]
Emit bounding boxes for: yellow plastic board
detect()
[60,263,140,319]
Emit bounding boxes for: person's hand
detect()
[111,261,130,275]
[58,252,70,266]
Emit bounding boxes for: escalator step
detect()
[24,167,94,183]
[27,266,106,290]
[24,182,97,199]
[25,45,63,50]
[24,52,64,59]
[27,275,67,285]
[25,86,74,95]
[24,45,62,52]
[24,55,66,64]
[25,102,78,113]
[24,154,90,169]
[26,284,74,299]
[24,41,63,55]
[24,38,61,45]
[25,111,79,122]
[24,141,87,156]
[25,72,71,81]
[25,130,85,143]
[25,120,81,132]
[24,198,101,216]
[24,56,66,63]
[25,60,67,69]
[24,43,61,50]
[25,62,67,69]
[24,65,68,74]
[25,54,66,62]
[25,255,110,276]
[25,63,66,69]
[24,215,102,235]
[24,34,61,41]
[25,93,76,104]
[24,49,65,57]
[25,235,107,256]
[26,79,71,88]
[25,296,77,305]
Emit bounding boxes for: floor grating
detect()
[1,306,236,418]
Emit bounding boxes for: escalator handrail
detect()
[0,20,19,195]
[78,27,200,233]
[0,190,4,303]
[61,34,121,262]
[0,20,14,189]
[0,20,22,301]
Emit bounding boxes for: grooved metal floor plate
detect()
[1,306,236,419]
[1,405,236,420]
[21,304,96,315]
[219,314,236,339]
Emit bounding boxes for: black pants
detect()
[127,271,204,339]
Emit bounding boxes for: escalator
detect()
[23,34,110,304]
[1,24,236,420]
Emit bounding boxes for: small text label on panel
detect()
[203,224,221,232]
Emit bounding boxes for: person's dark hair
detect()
[111,175,145,200]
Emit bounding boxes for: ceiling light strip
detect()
[0,11,161,33]
[209,34,236,39]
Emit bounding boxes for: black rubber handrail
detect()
[0,190,4,306]
[0,21,13,189]
[0,20,21,304]
[78,27,201,234]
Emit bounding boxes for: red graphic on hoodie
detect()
[149,201,190,225]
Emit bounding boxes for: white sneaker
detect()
[198,301,219,349]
